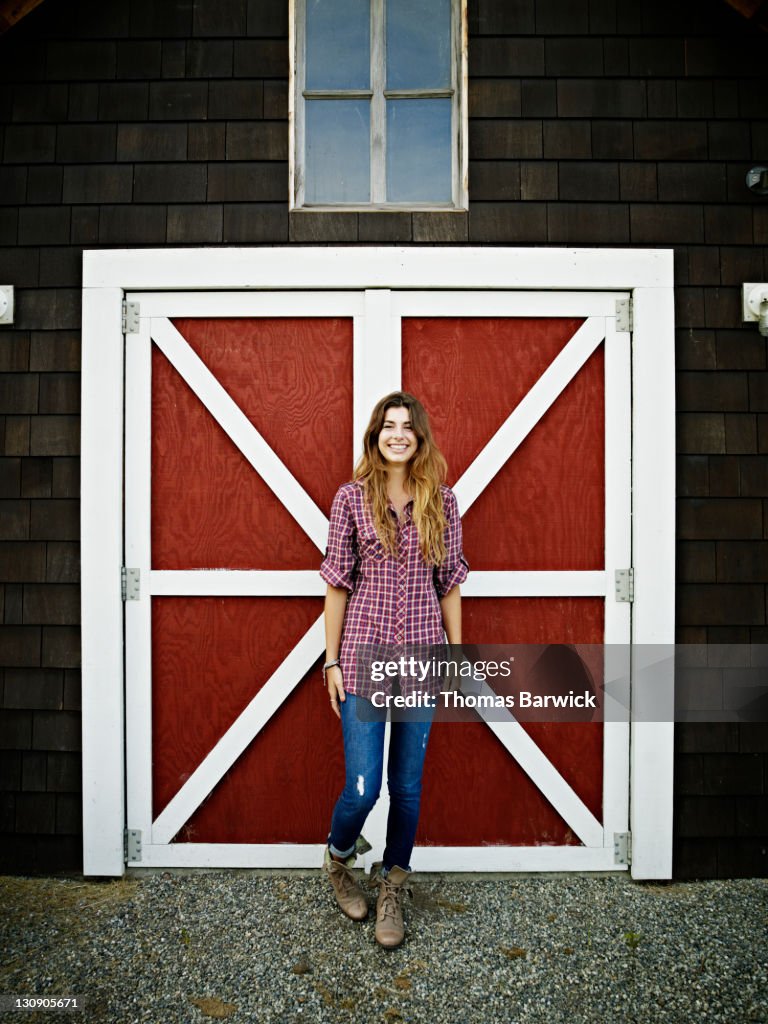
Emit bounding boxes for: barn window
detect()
[290,0,467,210]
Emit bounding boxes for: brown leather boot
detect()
[373,864,411,948]
[323,847,368,921]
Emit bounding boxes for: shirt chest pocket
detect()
[358,532,387,562]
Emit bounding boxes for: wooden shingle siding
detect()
[0,0,766,877]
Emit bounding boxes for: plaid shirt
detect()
[320,481,469,698]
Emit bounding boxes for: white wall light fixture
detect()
[745,167,768,196]
[743,283,768,338]
[0,285,14,325]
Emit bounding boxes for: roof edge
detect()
[0,0,46,37]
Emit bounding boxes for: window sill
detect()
[290,205,468,213]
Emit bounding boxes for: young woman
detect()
[319,391,469,948]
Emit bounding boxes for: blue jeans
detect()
[328,692,434,873]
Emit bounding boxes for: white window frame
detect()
[81,246,674,880]
[289,0,468,211]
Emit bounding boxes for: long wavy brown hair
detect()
[353,392,449,564]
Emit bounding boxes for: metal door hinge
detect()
[121,567,140,601]
[615,568,634,603]
[614,831,631,865]
[122,300,140,335]
[615,298,633,333]
[124,828,142,863]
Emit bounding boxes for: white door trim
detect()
[81,285,125,878]
[81,246,675,880]
[83,246,672,290]
[147,569,610,597]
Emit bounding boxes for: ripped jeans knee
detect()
[327,691,433,871]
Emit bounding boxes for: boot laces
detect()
[379,878,403,922]
[333,861,358,896]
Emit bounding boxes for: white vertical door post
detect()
[124,313,154,848]
[602,314,633,858]
[81,286,125,877]
[630,286,676,880]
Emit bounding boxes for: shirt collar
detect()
[386,497,413,520]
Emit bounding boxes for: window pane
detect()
[306,99,370,203]
[386,0,451,90]
[305,0,370,90]
[386,98,451,202]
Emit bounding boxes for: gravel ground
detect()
[1,870,767,1024]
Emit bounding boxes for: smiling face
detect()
[377,405,419,467]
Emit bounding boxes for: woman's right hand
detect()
[327,665,345,719]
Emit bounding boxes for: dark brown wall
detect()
[0,0,767,878]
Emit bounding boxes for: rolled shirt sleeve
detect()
[433,487,469,599]
[320,485,358,593]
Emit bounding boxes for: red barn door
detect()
[124,289,630,871]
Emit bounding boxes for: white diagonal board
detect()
[150,317,329,552]
[453,316,606,514]
[152,614,326,845]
